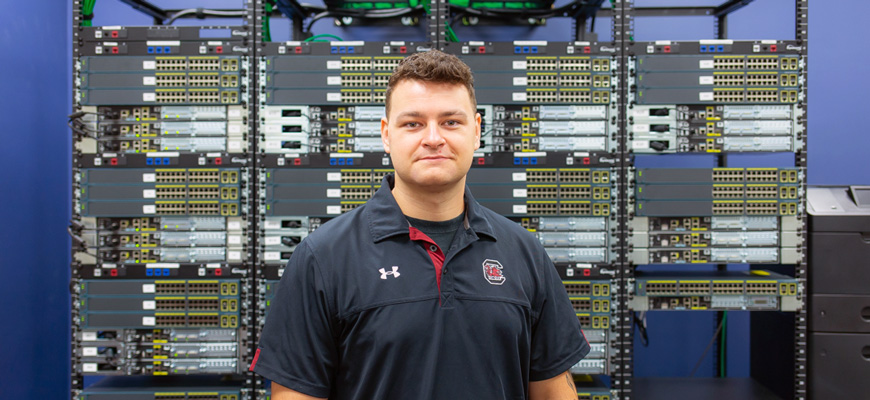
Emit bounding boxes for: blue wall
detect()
[0,0,72,398]
[2,0,868,397]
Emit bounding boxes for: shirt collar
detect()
[365,174,497,243]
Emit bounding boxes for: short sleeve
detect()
[251,241,336,397]
[529,250,591,381]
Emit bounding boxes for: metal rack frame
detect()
[70,0,807,398]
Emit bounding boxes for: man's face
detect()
[381,80,481,191]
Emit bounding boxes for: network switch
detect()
[261,41,427,105]
[629,271,801,311]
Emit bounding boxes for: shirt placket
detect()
[408,227,446,293]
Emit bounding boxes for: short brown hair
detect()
[384,50,476,117]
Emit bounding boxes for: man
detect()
[252,50,589,399]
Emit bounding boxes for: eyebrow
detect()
[395,110,469,119]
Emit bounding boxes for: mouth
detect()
[419,155,450,161]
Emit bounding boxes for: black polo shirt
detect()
[252,174,589,399]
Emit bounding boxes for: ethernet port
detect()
[564,282,591,296]
[571,299,592,312]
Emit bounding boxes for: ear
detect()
[380,117,391,153]
[474,112,482,151]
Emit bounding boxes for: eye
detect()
[403,121,420,128]
[444,120,460,127]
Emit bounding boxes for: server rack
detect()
[620,1,809,400]
[70,1,809,399]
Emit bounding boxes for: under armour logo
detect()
[379,266,400,279]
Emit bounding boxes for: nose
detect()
[422,123,446,148]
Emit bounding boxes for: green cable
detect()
[304,34,344,42]
[263,1,273,42]
[444,22,459,42]
[720,311,728,377]
[82,0,96,27]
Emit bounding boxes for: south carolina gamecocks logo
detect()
[482,259,506,285]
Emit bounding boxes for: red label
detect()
[249,348,261,371]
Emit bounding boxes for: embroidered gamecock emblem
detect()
[482,259,506,285]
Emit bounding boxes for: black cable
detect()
[69,121,99,139]
[68,112,103,139]
[305,7,425,33]
[633,311,649,347]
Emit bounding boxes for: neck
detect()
[391,177,466,221]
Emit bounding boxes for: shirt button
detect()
[429,245,438,252]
